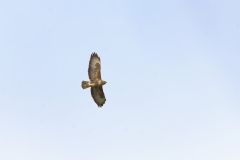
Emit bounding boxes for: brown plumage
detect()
[82,52,107,107]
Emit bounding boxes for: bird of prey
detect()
[82,52,107,107]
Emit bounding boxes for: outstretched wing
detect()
[91,86,106,107]
[88,52,101,81]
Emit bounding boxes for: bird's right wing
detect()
[88,52,101,81]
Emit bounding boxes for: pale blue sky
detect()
[0,0,240,160]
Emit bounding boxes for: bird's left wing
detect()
[91,86,106,107]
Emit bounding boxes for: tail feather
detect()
[82,81,90,89]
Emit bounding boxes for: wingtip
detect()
[90,52,100,61]
[97,101,106,107]
[91,52,98,56]
[97,103,104,107]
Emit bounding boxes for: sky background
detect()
[0,0,240,159]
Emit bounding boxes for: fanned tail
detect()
[81,81,91,89]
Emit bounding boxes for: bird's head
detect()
[102,81,107,85]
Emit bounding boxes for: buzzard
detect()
[82,52,107,107]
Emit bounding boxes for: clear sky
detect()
[0,0,240,159]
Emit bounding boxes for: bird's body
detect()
[82,80,106,88]
[82,53,107,107]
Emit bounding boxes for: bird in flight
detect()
[82,52,107,107]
